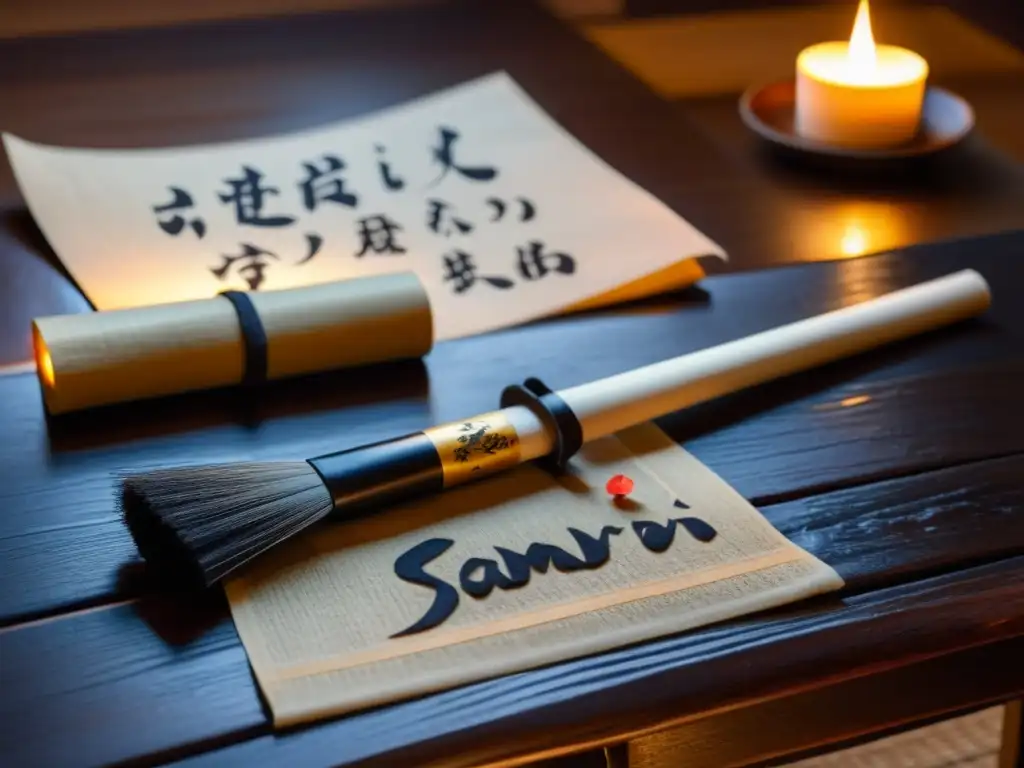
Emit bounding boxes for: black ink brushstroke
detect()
[391,538,459,638]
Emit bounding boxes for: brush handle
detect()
[307,405,550,515]
[310,269,990,516]
[556,269,991,442]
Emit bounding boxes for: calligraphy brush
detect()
[121,269,991,587]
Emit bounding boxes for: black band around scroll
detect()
[219,290,268,387]
[499,376,583,473]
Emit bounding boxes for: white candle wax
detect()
[795,0,929,148]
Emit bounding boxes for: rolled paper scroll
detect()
[32,271,433,415]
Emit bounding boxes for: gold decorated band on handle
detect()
[423,410,522,488]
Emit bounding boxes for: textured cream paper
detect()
[225,422,843,727]
[4,71,724,341]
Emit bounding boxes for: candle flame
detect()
[848,0,877,75]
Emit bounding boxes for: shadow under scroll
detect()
[44,357,430,454]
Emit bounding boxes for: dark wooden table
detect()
[1,2,1023,767]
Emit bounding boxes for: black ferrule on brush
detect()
[306,376,584,515]
[307,432,444,516]
[500,376,583,473]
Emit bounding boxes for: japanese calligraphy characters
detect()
[151,136,571,294]
[5,72,725,340]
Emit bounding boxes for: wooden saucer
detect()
[739,80,975,162]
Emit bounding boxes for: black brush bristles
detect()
[119,462,332,587]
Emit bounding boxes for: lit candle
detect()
[795,0,928,148]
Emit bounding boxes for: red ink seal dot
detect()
[605,474,634,497]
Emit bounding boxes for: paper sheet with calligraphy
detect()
[225,422,843,727]
[4,72,725,341]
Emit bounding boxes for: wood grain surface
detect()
[2,233,1023,766]
[4,551,1021,767]
[1,230,1021,624]
[624,639,1023,768]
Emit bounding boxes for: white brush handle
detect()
[546,268,990,446]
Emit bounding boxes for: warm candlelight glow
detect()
[784,199,911,265]
[840,223,869,257]
[36,339,55,388]
[841,394,872,408]
[795,0,929,148]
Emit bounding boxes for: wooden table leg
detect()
[1002,701,1023,768]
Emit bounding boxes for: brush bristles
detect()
[119,462,333,587]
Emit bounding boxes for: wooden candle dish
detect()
[739,79,975,163]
